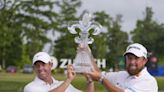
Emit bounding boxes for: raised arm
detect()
[84,46,123,92]
[49,64,77,92]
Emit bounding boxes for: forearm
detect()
[101,78,124,92]
[85,81,94,92]
[49,79,71,92]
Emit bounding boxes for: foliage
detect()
[53,0,81,60]
[16,0,55,58]
[131,7,164,55]
[0,0,23,68]
[91,11,111,58]
[1,1,164,70]
[0,0,58,68]
[105,14,128,68]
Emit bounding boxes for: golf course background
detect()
[0,72,163,92]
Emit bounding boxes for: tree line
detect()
[0,0,164,69]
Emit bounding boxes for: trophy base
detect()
[73,49,94,73]
[73,64,93,73]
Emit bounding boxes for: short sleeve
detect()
[24,85,47,92]
[49,81,81,92]
[101,71,127,84]
[65,84,81,92]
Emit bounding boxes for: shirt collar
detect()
[34,76,57,85]
[128,67,147,79]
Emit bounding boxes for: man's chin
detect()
[127,69,142,75]
[128,71,138,75]
[38,74,47,79]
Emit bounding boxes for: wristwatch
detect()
[99,73,105,83]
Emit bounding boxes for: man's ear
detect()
[49,62,53,67]
[143,58,148,65]
[32,65,35,69]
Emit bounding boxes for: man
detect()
[24,52,93,92]
[88,43,158,92]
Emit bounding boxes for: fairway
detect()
[0,72,163,92]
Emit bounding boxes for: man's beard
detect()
[126,65,144,75]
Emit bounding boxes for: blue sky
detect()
[79,0,164,32]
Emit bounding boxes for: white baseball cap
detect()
[32,52,51,65]
[124,43,147,58]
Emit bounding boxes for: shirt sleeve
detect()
[24,84,34,92]
[50,81,81,92]
[65,84,82,92]
[24,86,30,92]
[24,85,47,92]
[101,71,120,84]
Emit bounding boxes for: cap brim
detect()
[124,49,144,58]
[32,59,49,65]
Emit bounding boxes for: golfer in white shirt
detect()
[88,43,158,92]
[24,52,93,92]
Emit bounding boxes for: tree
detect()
[131,7,164,55]
[53,0,81,59]
[91,11,112,59]
[0,0,22,68]
[106,14,128,69]
[0,0,59,68]
[16,0,58,59]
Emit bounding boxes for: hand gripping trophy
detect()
[68,13,102,73]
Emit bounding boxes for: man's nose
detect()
[38,65,44,70]
[130,59,136,64]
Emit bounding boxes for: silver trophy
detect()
[68,13,102,73]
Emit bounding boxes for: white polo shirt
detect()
[24,76,81,92]
[101,67,158,92]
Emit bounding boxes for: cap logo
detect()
[128,46,141,50]
[128,45,147,57]
[36,55,41,57]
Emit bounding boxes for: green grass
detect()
[0,72,163,92]
[158,56,164,66]
[0,72,105,92]
[0,72,35,92]
[156,77,164,90]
